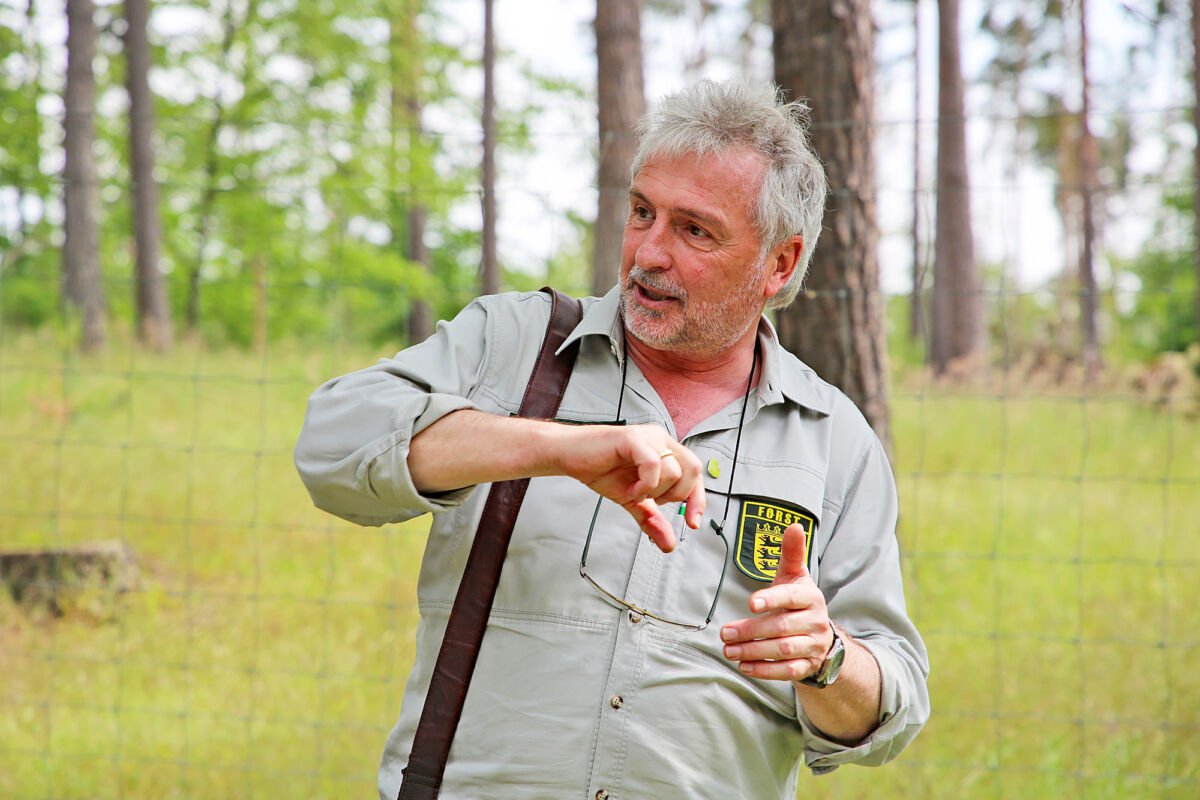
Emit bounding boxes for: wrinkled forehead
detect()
[630,149,767,240]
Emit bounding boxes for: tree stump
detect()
[0,540,138,616]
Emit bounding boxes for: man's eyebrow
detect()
[629,188,727,234]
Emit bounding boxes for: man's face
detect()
[619,149,786,360]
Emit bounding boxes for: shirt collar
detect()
[558,286,832,416]
[558,286,626,358]
[754,314,832,415]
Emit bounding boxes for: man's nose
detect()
[635,219,671,271]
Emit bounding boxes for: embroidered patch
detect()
[733,497,816,582]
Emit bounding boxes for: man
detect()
[295,79,929,800]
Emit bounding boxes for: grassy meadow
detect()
[1,331,1197,799]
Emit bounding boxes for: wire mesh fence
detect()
[3,250,1197,800]
[2,56,1199,800]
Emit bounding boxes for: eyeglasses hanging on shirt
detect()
[578,338,757,631]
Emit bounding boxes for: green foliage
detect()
[883,292,927,377]
[1112,183,1197,357]
[0,0,586,351]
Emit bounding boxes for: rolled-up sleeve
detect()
[294,300,492,526]
[798,436,931,773]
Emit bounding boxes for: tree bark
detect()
[480,0,499,295]
[910,0,924,344]
[592,0,645,297]
[187,8,238,331]
[391,0,433,343]
[1193,0,1200,342]
[772,0,891,451]
[62,0,106,352]
[1076,0,1100,378]
[125,0,172,350]
[930,0,983,374]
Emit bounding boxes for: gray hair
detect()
[631,79,827,309]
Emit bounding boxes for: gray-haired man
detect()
[295,79,929,800]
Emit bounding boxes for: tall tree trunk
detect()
[931,0,983,375]
[407,205,432,339]
[1193,0,1200,341]
[391,0,433,343]
[1076,0,1100,378]
[480,0,499,295]
[125,0,172,350]
[187,7,238,331]
[592,0,645,297]
[772,0,891,450]
[62,0,106,352]
[910,0,924,343]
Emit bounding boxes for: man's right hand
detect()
[551,422,705,552]
[409,410,706,552]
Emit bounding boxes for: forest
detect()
[2,0,1196,379]
[2,1,1199,798]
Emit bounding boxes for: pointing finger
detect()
[771,523,812,586]
[627,498,676,552]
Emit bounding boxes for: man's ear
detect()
[763,235,804,300]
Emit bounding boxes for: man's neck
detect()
[624,323,762,439]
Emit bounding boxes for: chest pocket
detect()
[705,460,827,585]
[655,458,827,631]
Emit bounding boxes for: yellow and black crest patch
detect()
[734,497,816,582]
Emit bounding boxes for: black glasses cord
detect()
[595,335,759,537]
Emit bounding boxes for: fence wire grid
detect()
[2,90,1200,800]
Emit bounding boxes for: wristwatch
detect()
[798,623,845,688]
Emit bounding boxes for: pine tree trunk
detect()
[480,0,499,295]
[931,0,983,374]
[1193,0,1200,341]
[391,0,433,343]
[407,204,432,340]
[772,0,891,450]
[125,0,172,350]
[1077,0,1100,378]
[910,0,924,344]
[593,0,645,297]
[187,11,237,332]
[63,0,106,352]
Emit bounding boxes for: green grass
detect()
[1,332,1197,799]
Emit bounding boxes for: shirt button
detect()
[628,611,642,624]
[610,695,624,709]
[596,791,610,800]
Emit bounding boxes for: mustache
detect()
[626,267,687,302]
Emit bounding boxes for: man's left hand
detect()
[720,522,832,683]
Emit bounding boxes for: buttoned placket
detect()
[584,334,768,799]
[584,356,669,800]
[585,521,669,799]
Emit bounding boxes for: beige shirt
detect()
[295,288,930,800]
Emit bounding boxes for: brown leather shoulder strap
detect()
[398,287,584,800]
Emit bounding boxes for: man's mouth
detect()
[637,283,676,303]
[627,268,684,307]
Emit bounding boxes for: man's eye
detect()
[688,224,709,239]
[631,205,651,220]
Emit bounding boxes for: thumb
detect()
[771,523,812,586]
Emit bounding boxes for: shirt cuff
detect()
[355,392,481,519]
[796,638,910,774]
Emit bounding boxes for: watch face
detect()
[825,641,846,680]
[817,634,845,686]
